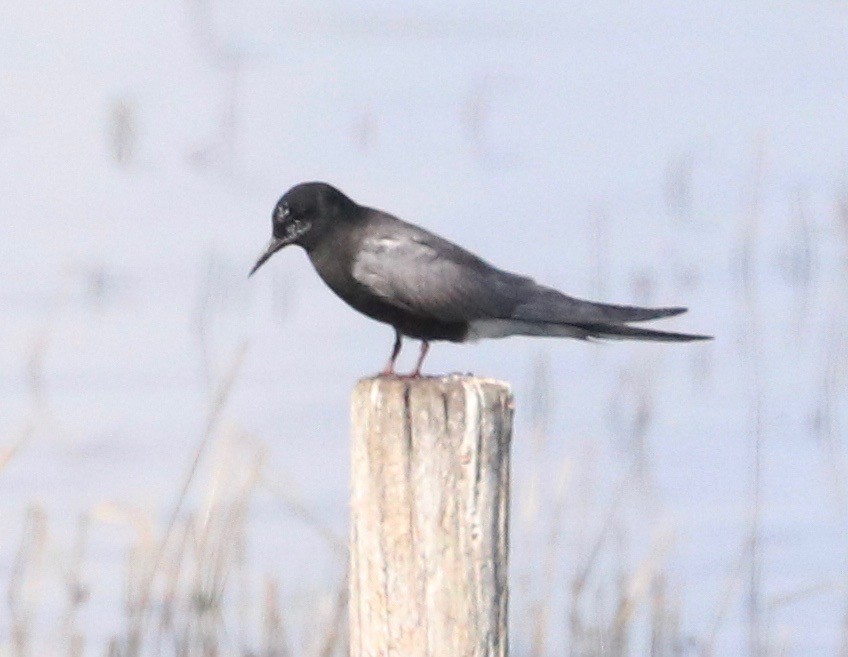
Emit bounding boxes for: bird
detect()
[249,182,711,376]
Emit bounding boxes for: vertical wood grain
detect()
[350,375,513,657]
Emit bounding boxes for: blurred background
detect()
[2,2,847,656]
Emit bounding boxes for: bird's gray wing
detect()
[352,219,692,327]
[510,285,687,324]
[351,228,527,323]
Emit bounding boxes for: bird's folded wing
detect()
[352,227,690,326]
[351,232,527,323]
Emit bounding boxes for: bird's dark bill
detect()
[249,237,288,277]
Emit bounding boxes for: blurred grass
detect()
[0,350,791,657]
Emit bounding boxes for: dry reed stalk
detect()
[1,328,52,476]
[528,458,572,657]
[261,578,290,657]
[8,505,48,657]
[649,574,682,657]
[262,477,346,557]
[568,466,640,657]
[58,514,90,657]
[610,528,674,636]
[700,529,756,657]
[664,153,695,223]
[524,352,561,657]
[785,191,815,339]
[738,138,768,657]
[138,342,248,625]
[312,566,348,657]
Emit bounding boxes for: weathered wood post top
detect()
[350,374,514,657]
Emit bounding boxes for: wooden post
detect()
[350,375,513,657]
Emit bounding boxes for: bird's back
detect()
[308,204,710,343]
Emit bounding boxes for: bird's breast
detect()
[306,244,467,342]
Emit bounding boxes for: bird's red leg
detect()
[410,340,430,378]
[380,329,403,376]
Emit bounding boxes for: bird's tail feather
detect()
[466,318,712,342]
[573,322,713,342]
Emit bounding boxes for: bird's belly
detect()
[328,281,467,341]
[350,294,467,342]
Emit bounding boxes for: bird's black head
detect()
[249,182,357,276]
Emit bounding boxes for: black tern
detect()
[250,182,711,376]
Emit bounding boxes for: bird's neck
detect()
[306,222,360,288]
